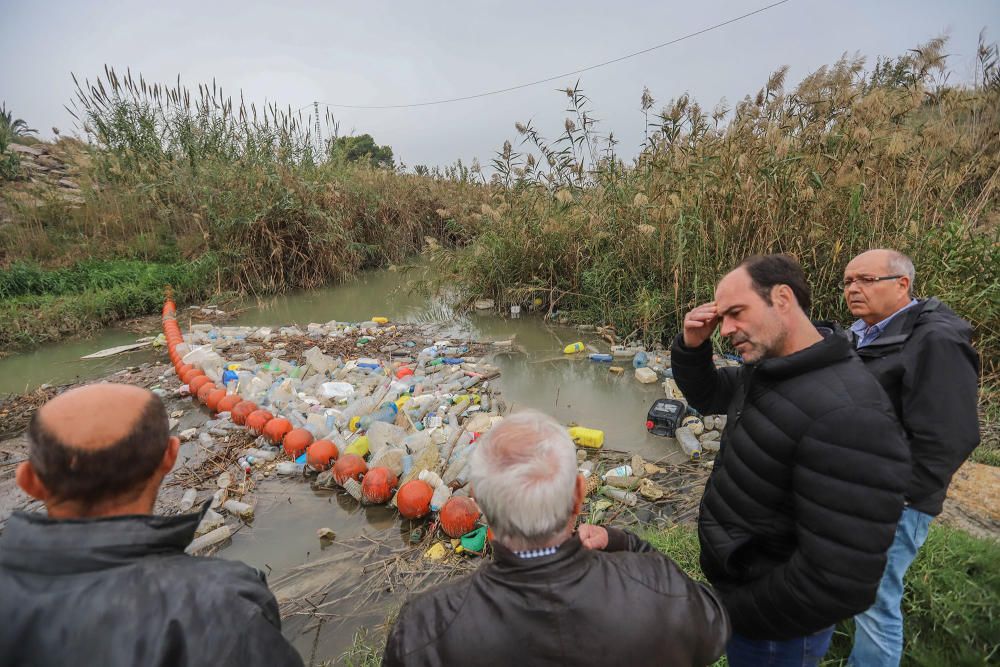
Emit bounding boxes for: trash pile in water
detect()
[161,302,504,553]
[159,300,717,562]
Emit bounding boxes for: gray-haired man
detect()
[383,409,730,666]
[843,249,980,667]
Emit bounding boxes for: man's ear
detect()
[159,437,180,475]
[15,461,50,502]
[771,284,795,312]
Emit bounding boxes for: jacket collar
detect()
[852,298,941,349]
[752,328,855,381]
[0,503,208,574]
[489,535,588,579]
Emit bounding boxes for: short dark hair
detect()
[739,254,812,313]
[27,394,169,508]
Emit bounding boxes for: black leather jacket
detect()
[0,508,303,667]
[383,528,730,666]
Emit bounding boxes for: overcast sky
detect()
[2,1,996,169]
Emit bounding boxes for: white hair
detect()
[468,409,579,551]
[885,250,916,294]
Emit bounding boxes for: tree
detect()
[326,133,393,168]
[0,102,37,144]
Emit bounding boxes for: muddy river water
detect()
[0,264,690,662]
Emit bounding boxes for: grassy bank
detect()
[0,70,489,351]
[643,524,1000,666]
[0,258,219,349]
[342,523,999,666]
[433,37,999,380]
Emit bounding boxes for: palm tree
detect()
[0,103,37,142]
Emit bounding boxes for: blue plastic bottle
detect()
[359,402,399,431]
[632,351,649,369]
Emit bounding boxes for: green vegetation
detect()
[0,259,218,348]
[0,102,37,181]
[0,69,487,348]
[642,523,1000,666]
[328,134,394,168]
[434,36,998,380]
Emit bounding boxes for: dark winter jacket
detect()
[671,332,909,640]
[0,508,303,667]
[383,528,730,667]
[849,298,980,515]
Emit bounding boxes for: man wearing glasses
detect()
[843,249,980,667]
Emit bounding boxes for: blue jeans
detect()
[727,626,835,666]
[848,506,933,667]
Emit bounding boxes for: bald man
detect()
[0,383,303,667]
[843,250,980,667]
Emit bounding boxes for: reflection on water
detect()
[0,329,159,396]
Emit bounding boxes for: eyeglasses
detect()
[842,275,903,288]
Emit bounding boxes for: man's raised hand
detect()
[682,302,720,348]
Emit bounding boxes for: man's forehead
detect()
[845,251,890,274]
[715,269,751,309]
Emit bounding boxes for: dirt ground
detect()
[939,461,1000,540]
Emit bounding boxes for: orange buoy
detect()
[361,467,398,504]
[396,479,434,519]
[306,440,339,470]
[216,394,242,414]
[196,382,217,404]
[263,418,293,445]
[188,375,212,395]
[205,388,228,411]
[333,454,368,486]
[231,401,258,426]
[439,496,481,538]
[246,409,274,434]
[283,428,313,457]
[181,368,204,385]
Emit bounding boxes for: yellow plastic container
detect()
[568,426,605,449]
[371,316,389,324]
[395,395,412,410]
[344,435,370,458]
[563,342,585,354]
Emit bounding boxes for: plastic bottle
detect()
[563,342,585,354]
[276,461,305,476]
[568,426,605,449]
[589,353,613,362]
[633,351,649,369]
[244,447,277,461]
[186,525,233,555]
[601,487,638,506]
[675,426,702,460]
[359,402,399,431]
[180,488,198,512]
[222,499,254,519]
[342,477,364,502]
[430,484,452,511]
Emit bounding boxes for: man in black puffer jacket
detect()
[670,255,909,667]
